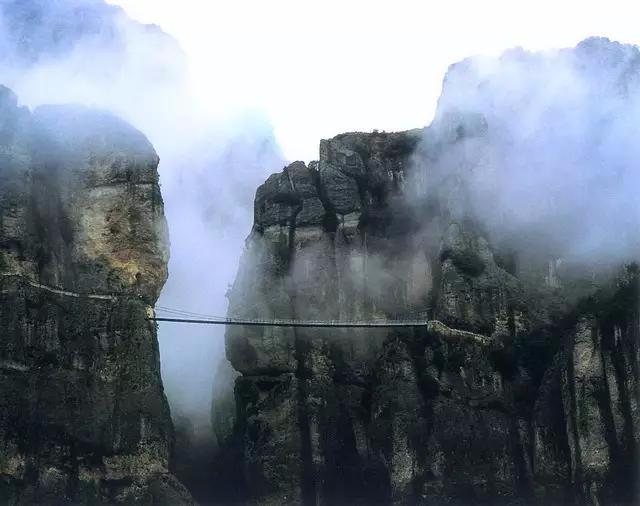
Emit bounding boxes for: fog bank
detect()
[0,0,284,428]
[415,37,640,266]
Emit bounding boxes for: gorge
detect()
[0,5,638,504]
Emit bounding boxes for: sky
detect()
[107,0,640,161]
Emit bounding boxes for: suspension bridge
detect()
[149,305,492,347]
[2,273,432,329]
[150,305,433,328]
[1,274,488,343]
[150,316,433,328]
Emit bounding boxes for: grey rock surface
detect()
[0,86,192,504]
[222,73,639,504]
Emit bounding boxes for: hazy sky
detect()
[108,0,639,161]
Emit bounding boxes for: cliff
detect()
[222,39,640,505]
[0,86,191,503]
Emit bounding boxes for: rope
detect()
[149,316,491,346]
[150,316,431,328]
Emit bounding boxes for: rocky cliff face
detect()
[221,41,640,506]
[0,86,191,504]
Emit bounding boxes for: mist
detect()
[414,37,640,267]
[0,0,284,430]
[3,0,639,441]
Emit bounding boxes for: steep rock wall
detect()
[224,129,532,505]
[0,86,191,504]
[219,37,640,506]
[223,121,638,506]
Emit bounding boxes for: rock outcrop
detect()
[221,39,640,506]
[531,269,640,505]
[0,86,191,503]
[223,137,639,506]
[223,130,533,506]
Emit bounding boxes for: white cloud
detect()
[107,0,640,161]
